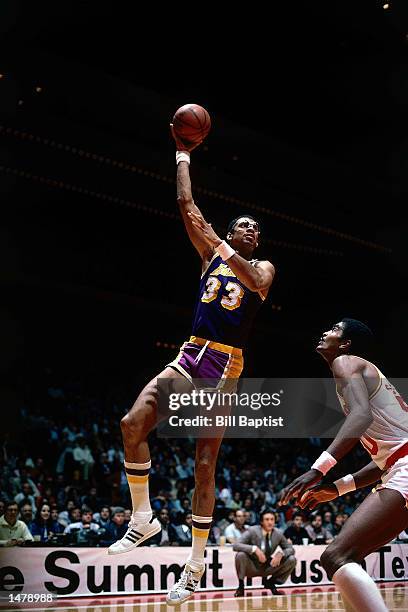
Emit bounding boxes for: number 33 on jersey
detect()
[191,254,266,350]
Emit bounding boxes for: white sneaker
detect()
[107,516,161,554]
[166,564,205,605]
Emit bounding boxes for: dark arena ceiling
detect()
[1,0,408,383]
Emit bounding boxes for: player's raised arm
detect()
[175,156,214,262]
[170,109,214,263]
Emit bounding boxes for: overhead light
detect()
[383,3,389,9]
[35,86,43,93]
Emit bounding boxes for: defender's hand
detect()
[188,211,222,247]
[279,469,323,506]
[298,484,338,510]
[170,124,202,152]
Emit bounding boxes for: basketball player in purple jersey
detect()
[107,126,275,604]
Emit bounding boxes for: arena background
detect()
[1,0,408,575]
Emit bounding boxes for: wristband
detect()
[333,473,356,496]
[176,151,190,165]
[215,240,236,261]
[311,451,337,476]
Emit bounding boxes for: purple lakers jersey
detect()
[191,254,265,349]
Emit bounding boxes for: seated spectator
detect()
[322,510,333,533]
[229,491,243,510]
[218,478,232,507]
[173,513,193,546]
[329,514,344,538]
[172,497,191,523]
[305,514,333,545]
[100,507,128,545]
[50,505,65,530]
[216,509,235,534]
[58,500,76,527]
[73,437,94,481]
[30,503,63,542]
[243,497,258,525]
[64,507,100,537]
[19,502,34,531]
[224,510,248,544]
[94,506,111,528]
[149,508,177,546]
[14,483,36,513]
[0,501,34,547]
[81,487,101,512]
[284,513,310,545]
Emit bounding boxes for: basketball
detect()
[172,103,211,145]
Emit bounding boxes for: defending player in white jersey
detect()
[280,318,408,612]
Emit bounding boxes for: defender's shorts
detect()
[375,454,408,507]
[168,336,244,389]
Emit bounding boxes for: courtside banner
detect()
[1,545,407,597]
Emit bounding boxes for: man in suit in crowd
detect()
[233,510,296,597]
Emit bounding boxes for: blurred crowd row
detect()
[2,370,407,547]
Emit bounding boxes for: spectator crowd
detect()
[2,370,407,548]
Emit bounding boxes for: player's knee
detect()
[120,410,147,440]
[321,544,353,580]
[195,458,216,485]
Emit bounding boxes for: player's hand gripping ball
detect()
[170,103,211,151]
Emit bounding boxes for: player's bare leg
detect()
[321,487,408,611]
[167,435,225,605]
[109,367,190,554]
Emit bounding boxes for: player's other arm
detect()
[299,461,384,510]
[227,256,275,294]
[188,210,275,293]
[177,161,213,262]
[280,356,373,505]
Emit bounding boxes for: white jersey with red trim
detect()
[336,363,408,470]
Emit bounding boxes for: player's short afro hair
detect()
[340,318,374,357]
[227,215,261,236]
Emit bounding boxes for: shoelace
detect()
[174,570,192,593]
[128,518,139,530]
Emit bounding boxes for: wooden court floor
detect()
[1,583,408,612]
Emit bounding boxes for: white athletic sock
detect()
[187,514,212,572]
[124,460,152,523]
[332,562,387,612]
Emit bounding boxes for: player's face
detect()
[229,218,260,251]
[316,321,349,357]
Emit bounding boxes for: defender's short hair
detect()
[227,215,260,235]
[341,318,374,357]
